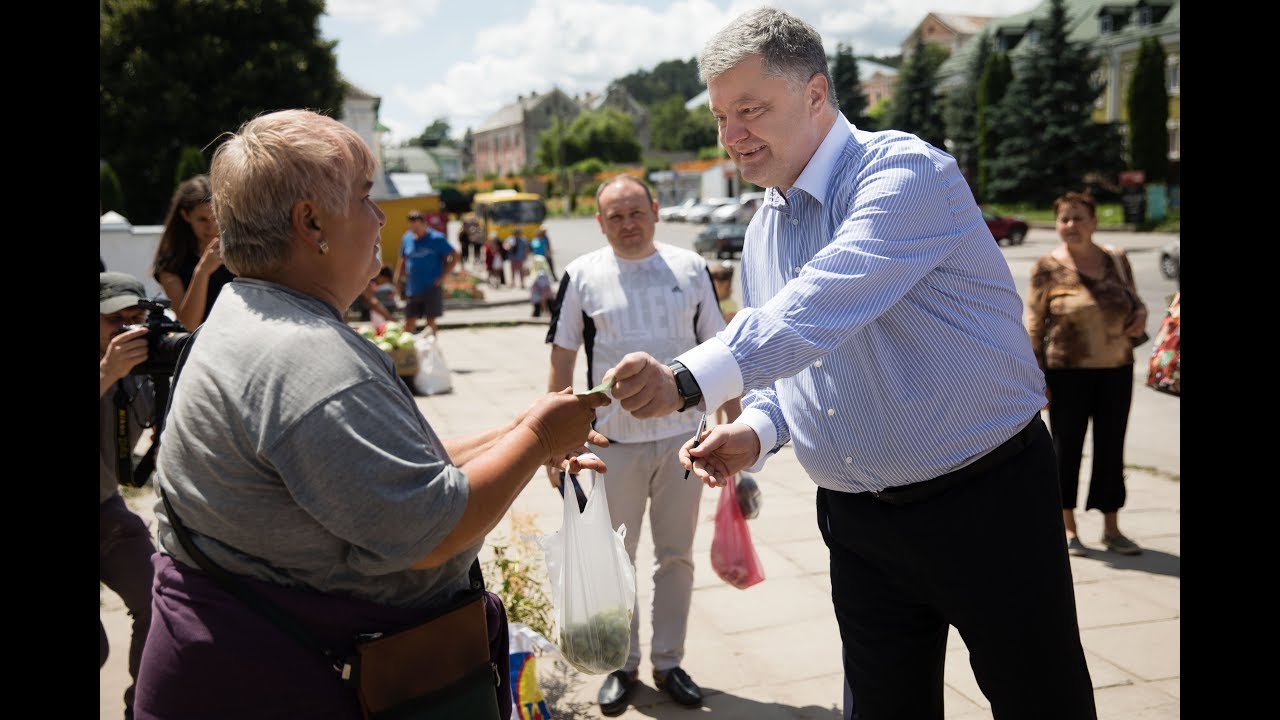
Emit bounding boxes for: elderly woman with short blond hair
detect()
[134,109,608,719]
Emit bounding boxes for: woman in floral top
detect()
[1025,191,1148,558]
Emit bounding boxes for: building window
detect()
[1167,122,1179,160]
[1027,29,1040,46]
[1166,55,1180,94]
[1100,15,1113,33]
[1137,6,1152,25]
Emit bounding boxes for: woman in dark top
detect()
[151,174,236,330]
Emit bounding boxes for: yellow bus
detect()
[374,194,447,271]
[472,190,547,242]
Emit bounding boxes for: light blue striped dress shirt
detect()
[676,116,1046,493]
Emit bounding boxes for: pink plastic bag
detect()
[710,474,765,589]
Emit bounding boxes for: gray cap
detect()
[100,272,146,314]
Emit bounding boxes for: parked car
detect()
[982,208,1028,246]
[709,191,767,225]
[694,223,749,259]
[659,197,699,222]
[685,197,737,224]
[1159,237,1179,283]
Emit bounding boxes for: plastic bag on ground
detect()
[710,473,765,589]
[537,477,636,675]
[413,333,453,395]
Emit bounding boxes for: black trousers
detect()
[817,418,1097,719]
[1044,366,1133,513]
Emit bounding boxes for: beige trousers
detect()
[588,433,704,673]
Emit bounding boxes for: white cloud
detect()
[323,0,1040,144]
[325,0,443,36]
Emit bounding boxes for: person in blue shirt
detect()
[393,211,458,337]
[603,8,1097,720]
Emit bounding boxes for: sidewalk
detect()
[100,294,1180,720]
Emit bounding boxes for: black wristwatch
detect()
[667,360,703,412]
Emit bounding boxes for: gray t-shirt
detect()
[100,375,156,504]
[154,278,476,610]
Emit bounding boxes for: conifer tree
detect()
[1127,37,1169,183]
[986,0,1124,203]
[831,42,869,128]
[943,32,993,195]
[888,38,950,148]
[976,51,1013,203]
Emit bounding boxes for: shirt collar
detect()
[767,114,851,208]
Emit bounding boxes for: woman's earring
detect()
[317,239,329,255]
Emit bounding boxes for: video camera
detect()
[119,298,193,376]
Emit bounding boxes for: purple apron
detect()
[134,553,511,720]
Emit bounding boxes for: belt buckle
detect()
[870,490,884,498]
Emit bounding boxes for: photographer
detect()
[99,271,158,720]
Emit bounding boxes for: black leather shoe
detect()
[654,666,702,707]
[598,669,639,716]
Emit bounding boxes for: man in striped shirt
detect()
[604,7,1097,719]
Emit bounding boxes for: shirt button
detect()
[827,408,836,416]
[794,266,802,274]
[814,360,823,368]
[845,456,853,464]
[791,218,799,225]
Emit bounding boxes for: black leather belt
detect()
[867,415,1043,506]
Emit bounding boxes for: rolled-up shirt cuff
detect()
[736,408,777,472]
[675,338,742,414]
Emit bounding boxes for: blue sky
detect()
[319,0,1037,145]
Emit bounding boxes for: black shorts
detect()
[404,285,444,319]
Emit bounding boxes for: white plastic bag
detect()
[413,333,453,395]
[538,477,636,675]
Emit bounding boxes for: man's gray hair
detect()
[698,6,837,109]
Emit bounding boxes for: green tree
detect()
[1127,37,1169,183]
[411,117,454,148]
[649,96,692,152]
[100,161,126,216]
[976,51,1013,203]
[943,32,992,193]
[101,0,344,225]
[173,145,208,187]
[866,97,893,131]
[986,0,1124,204]
[831,42,869,128]
[541,108,641,166]
[536,115,581,175]
[617,58,702,105]
[679,105,719,152]
[650,94,717,153]
[887,38,949,147]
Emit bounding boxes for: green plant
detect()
[484,512,554,640]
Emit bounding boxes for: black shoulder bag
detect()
[159,327,502,720]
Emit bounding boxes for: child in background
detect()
[710,260,739,324]
[368,265,396,324]
[529,255,555,317]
